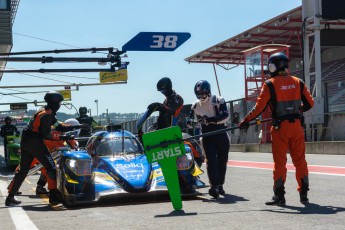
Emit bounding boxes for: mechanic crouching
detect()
[5,91,86,206]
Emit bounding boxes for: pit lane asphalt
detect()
[1,146,345,230]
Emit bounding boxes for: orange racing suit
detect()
[8,108,79,195]
[36,131,78,188]
[243,74,314,192]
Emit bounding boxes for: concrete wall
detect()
[230,141,345,155]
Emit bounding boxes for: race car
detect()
[55,125,205,206]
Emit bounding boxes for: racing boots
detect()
[300,191,309,204]
[49,189,63,205]
[265,185,286,206]
[36,185,49,195]
[265,195,286,206]
[300,178,309,204]
[208,185,220,198]
[5,195,21,206]
[219,185,225,196]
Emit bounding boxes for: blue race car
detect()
[56,125,205,206]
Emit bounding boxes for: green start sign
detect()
[143,126,185,163]
[142,126,185,210]
[151,145,183,162]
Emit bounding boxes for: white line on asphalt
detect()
[0,179,39,230]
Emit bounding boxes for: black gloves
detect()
[147,102,163,111]
[186,118,194,128]
[197,115,208,125]
[60,132,75,140]
[238,119,250,130]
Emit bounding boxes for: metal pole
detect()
[106,109,110,124]
[0,81,126,89]
[212,63,222,96]
[314,1,322,97]
[94,99,99,121]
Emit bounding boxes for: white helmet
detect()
[65,118,81,137]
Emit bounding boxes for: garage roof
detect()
[185,6,303,65]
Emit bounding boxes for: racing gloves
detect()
[197,116,209,125]
[60,132,75,141]
[186,118,193,128]
[147,102,163,112]
[238,119,250,130]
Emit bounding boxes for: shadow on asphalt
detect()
[53,191,207,211]
[266,203,345,214]
[0,193,207,213]
[155,209,198,218]
[201,193,249,204]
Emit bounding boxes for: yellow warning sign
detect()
[99,68,128,83]
[58,89,72,101]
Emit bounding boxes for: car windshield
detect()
[95,136,143,156]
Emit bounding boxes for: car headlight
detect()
[176,153,193,170]
[66,159,92,175]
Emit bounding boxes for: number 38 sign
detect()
[122,32,191,51]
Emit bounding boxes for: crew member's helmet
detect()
[79,106,88,116]
[267,52,289,76]
[157,77,173,96]
[44,91,64,113]
[194,80,211,103]
[4,116,11,124]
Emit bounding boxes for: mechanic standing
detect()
[147,77,204,194]
[147,77,184,129]
[238,52,314,206]
[0,116,20,162]
[76,106,98,148]
[186,80,230,198]
[5,91,84,206]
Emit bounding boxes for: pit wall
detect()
[230,142,345,155]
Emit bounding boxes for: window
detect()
[0,0,9,10]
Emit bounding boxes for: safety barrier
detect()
[230,141,345,155]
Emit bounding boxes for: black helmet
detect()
[194,80,211,98]
[267,52,289,76]
[5,116,11,123]
[157,77,172,96]
[44,91,64,104]
[79,106,88,115]
[44,91,63,112]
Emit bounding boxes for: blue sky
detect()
[1,0,301,115]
